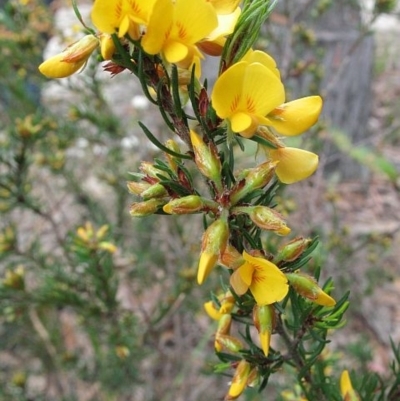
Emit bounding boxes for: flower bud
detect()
[99,33,116,60]
[275,237,312,263]
[0,225,16,253]
[127,181,151,196]
[140,161,167,180]
[217,313,232,336]
[98,241,118,254]
[141,183,168,200]
[246,367,260,388]
[190,130,222,190]
[197,218,229,285]
[2,266,25,290]
[163,195,207,214]
[215,333,243,353]
[129,199,165,217]
[232,206,290,235]
[230,161,278,205]
[225,360,251,400]
[219,291,235,314]
[214,313,233,352]
[219,243,244,270]
[253,304,275,356]
[286,272,336,306]
[39,35,99,78]
[164,139,181,173]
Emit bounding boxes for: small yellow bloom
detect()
[39,35,99,79]
[91,0,157,39]
[142,0,218,67]
[268,146,319,184]
[230,251,289,305]
[211,60,285,138]
[340,370,361,401]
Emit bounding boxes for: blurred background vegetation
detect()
[0,0,399,400]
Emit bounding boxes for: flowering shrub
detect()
[2,0,396,399]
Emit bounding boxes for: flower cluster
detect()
[38,0,342,399]
[39,0,241,78]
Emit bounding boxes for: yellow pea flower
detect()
[142,0,218,68]
[211,61,285,138]
[230,251,289,306]
[39,35,99,79]
[268,146,319,184]
[91,0,157,39]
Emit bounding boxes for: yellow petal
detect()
[206,7,241,41]
[242,49,280,78]
[164,40,189,64]
[91,0,156,36]
[197,252,218,285]
[268,96,323,136]
[259,331,271,356]
[227,360,251,400]
[269,147,319,184]
[230,269,249,296]
[241,62,285,117]
[39,54,86,79]
[315,291,336,307]
[211,61,247,119]
[173,0,218,44]
[91,0,121,34]
[204,301,224,320]
[208,0,241,14]
[141,0,173,55]
[230,112,254,133]
[340,370,353,397]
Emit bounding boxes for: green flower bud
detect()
[197,217,229,285]
[190,130,222,191]
[230,161,277,205]
[232,206,290,235]
[286,272,336,306]
[275,237,312,263]
[253,304,275,356]
[129,199,165,217]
